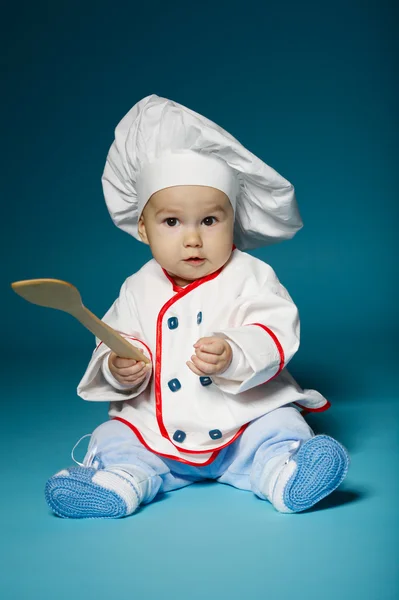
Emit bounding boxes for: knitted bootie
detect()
[45,465,141,519]
[260,435,350,513]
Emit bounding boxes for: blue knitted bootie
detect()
[261,435,350,513]
[45,465,141,519]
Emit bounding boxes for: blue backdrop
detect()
[1,1,398,599]
[4,0,398,398]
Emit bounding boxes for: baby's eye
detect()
[202,216,217,226]
[165,218,179,227]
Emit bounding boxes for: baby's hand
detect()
[186,337,232,377]
[108,352,152,388]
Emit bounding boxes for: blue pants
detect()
[82,406,314,504]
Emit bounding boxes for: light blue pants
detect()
[83,406,314,504]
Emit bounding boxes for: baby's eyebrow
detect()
[155,204,226,216]
[206,204,226,214]
[155,207,180,216]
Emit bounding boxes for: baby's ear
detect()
[137,217,149,245]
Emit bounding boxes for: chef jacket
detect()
[78,248,330,465]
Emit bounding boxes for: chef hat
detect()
[102,94,303,250]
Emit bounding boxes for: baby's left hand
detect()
[186,337,232,376]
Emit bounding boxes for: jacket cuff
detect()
[216,339,253,381]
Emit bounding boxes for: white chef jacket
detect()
[77,248,330,465]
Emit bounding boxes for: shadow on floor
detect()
[306,487,369,513]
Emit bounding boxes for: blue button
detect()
[168,378,181,392]
[209,429,222,440]
[200,376,212,386]
[168,317,179,329]
[173,430,186,443]
[197,311,202,325]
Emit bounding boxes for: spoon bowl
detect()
[11,278,149,363]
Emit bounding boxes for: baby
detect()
[45,95,349,518]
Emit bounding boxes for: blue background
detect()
[1,1,398,599]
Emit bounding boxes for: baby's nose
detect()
[184,229,202,246]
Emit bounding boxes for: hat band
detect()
[136,151,237,216]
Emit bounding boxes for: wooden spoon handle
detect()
[72,305,150,363]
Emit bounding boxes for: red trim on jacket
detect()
[113,417,249,463]
[294,400,331,413]
[161,263,226,294]
[249,323,285,381]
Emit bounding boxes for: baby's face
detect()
[138,185,234,287]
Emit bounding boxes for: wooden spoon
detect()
[11,278,150,363]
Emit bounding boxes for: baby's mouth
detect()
[184,257,205,265]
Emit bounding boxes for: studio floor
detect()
[1,356,398,600]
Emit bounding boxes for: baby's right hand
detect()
[108,352,152,388]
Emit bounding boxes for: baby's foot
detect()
[45,466,141,519]
[260,435,350,513]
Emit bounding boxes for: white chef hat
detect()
[102,94,303,250]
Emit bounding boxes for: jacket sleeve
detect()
[209,271,300,395]
[77,278,153,402]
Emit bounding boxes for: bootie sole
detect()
[283,435,349,512]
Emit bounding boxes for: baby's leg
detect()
[218,406,349,513]
[45,420,194,519]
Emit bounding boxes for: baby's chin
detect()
[162,263,215,286]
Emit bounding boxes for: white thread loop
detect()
[71,434,92,466]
